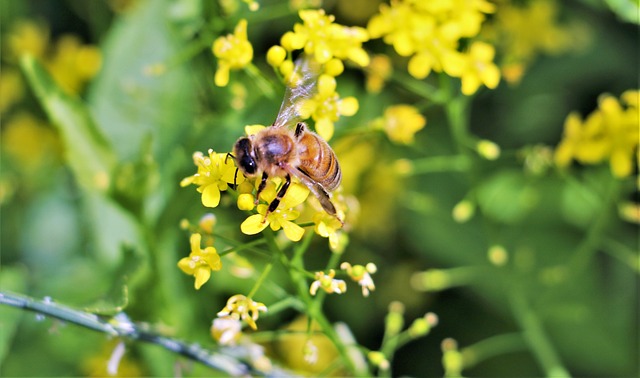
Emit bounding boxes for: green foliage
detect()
[1,0,638,377]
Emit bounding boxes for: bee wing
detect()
[272,55,320,128]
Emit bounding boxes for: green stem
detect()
[569,178,619,272]
[262,230,362,376]
[460,332,527,369]
[406,155,472,175]
[247,262,273,298]
[602,238,640,273]
[0,291,253,376]
[508,288,571,377]
[245,63,278,100]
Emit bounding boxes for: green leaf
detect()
[604,0,640,24]
[19,55,117,194]
[87,0,198,164]
[0,266,28,368]
[83,245,145,316]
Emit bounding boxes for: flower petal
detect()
[281,220,305,242]
[202,184,221,207]
[241,214,269,235]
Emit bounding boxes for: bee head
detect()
[233,137,258,176]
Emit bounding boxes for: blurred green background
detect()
[1,0,638,376]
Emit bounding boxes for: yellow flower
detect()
[181,149,241,208]
[280,9,369,67]
[368,0,496,85]
[376,104,426,144]
[212,19,253,87]
[298,74,358,141]
[365,54,392,93]
[240,181,309,242]
[312,211,344,251]
[5,20,49,61]
[0,68,25,112]
[211,316,242,345]
[217,294,267,331]
[177,233,222,290]
[309,270,347,295]
[341,262,377,297]
[555,90,639,178]
[45,35,102,95]
[450,41,501,95]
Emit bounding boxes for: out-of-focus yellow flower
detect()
[368,0,496,87]
[240,181,309,242]
[180,149,241,208]
[279,9,369,67]
[0,68,25,112]
[211,316,242,345]
[298,74,358,141]
[341,262,377,297]
[212,19,253,87]
[217,294,267,330]
[45,35,102,95]
[374,104,426,144]
[487,0,584,84]
[365,54,392,93]
[309,269,346,295]
[2,112,61,173]
[4,20,49,61]
[555,90,639,178]
[177,233,222,290]
[313,211,344,251]
[82,340,144,377]
[448,41,501,95]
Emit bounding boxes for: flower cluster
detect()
[367,0,500,95]
[266,9,367,140]
[272,9,369,68]
[484,0,582,83]
[177,233,222,289]
[217,294,267,330]
[180,149,240,208]
[241,180,309,242]
[555,90,639,178]
[212,19,253,87]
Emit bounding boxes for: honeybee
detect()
[233,56,342,221]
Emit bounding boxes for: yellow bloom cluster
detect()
[275,9,369,68]
[212,19,253,87]
[368,0,500,95]
[266,10,366,141]
[374,104,427,144]
[555,90,639,178]
[217,294,267,330]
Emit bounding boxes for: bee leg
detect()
[265,174,291,217]
[294,122,305,138]
[255,172,269,205]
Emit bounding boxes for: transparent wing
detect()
[272,55,320,128]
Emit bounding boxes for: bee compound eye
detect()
[234,137,257,175]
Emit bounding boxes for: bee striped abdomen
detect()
[298,132,341,191]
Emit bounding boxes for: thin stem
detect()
[247,262,273,298]
[0,291,252,376]
[602,238,640,273]
[244,63,278,100]
[405,155,472,175]
[460,332,527,369]
[569,178,619,272]
[508,288,571,377]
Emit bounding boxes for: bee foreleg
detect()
[266,174,291,216]
[255,172,269,205]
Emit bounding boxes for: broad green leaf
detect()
[604,0,640,24]
[0,266,28,368]
[83,246,145,316]
[19,55,117,193]
[88,0,197,164]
